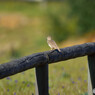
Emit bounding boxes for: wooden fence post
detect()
[88,54,95,95]
[88,65,92,95]
[35,63,49,95]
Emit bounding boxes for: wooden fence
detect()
[0,42,95,95]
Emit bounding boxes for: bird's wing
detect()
[51,40,58,48]
[47,40,61,52]
[51,40,61,52]
[52,41,61,52]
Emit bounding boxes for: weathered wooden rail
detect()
[0,42,95,95]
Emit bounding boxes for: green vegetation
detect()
[0,1,94,42]
[0,1,93,95]
[67,0,95,34]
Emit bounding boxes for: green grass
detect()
[0,2,89,95]
[49,57,88,95]
[0,2,43,17]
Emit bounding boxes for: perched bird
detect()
[47,36,61,52]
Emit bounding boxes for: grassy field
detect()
[0,57,88,95]
[0,2,89,95]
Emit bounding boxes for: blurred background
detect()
[0,1,95,95]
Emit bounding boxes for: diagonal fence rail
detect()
[0,42,95,95]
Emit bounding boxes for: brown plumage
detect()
[47,36,61,52]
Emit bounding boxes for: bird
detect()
[47,36,61,52]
